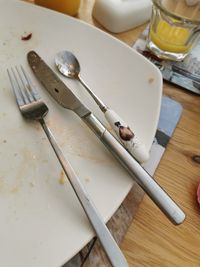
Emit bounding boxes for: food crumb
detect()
[10,186,19,194]
[85,177,90,183]
[29,182,35,188]
[21,33,32,41]
[148,77,155,84]
[59,170,66,185]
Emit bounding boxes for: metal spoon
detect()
[55,50,149,163]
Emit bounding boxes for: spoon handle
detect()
[104,108,149,163]
[79,77,149,163]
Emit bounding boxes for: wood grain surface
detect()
[23,1,200,266]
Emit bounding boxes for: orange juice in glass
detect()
[34,0,80,16]
[147,0,200,61]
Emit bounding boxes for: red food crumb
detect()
[197,183,200,205]
[21,33,32,41]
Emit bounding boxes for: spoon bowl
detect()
[55,50,80,79]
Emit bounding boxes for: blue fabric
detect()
[158,96,183,137]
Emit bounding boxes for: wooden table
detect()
[25,1,200,266]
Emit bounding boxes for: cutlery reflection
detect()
[7,66,129,267]
[55,50,149,164]
[27,50,186,226]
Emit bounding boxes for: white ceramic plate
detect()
[0,1,162,266]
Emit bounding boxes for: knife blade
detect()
[27,50,186,225]
[27,51,90,118]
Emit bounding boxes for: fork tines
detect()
[7,66,48,120]
[7,66,41,107]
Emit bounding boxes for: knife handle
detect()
[104,108,149,163]
[83,113,186,225]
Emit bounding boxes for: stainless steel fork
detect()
[7,66,128,267]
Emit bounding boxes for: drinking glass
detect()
[147,0,200,61]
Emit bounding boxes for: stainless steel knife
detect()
[27,50,186,225]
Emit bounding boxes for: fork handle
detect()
[82,113,186,225]
[39,119,128,267]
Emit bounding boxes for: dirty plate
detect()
[0,0,162,266]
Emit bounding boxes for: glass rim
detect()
[152,0,200,25]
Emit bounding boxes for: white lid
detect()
[92,0,152,33]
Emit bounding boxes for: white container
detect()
[92,0,152,33]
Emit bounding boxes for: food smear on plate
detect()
[59,170,66,185]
